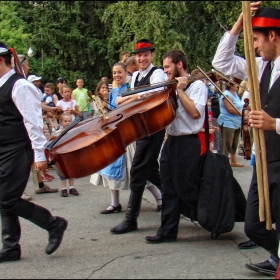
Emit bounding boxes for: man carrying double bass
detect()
[212,2,280,277]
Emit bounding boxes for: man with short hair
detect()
[0,41,67,263]
[119,50,129,64]
[145,49,208,244]
[125,56,139,85]
[212,3,280,276]
[111,39,167,234]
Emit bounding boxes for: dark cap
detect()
[252,7,280,29]
[132,39,155,54]
[57,77,67,84]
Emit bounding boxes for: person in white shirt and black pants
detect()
[145,50,208,243]
[0,41,67,263]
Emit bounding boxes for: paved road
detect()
[1,153,272,279]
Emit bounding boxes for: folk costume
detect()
[149,78,208,241]
[0,45,67,263]
[110,39,167,234]
[90,83,133,190]
[212,6,280,270]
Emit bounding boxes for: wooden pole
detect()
[242,1,272,230]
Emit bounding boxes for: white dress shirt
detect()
[0,69,47,162]
[212,31,280,134]
[130,63,168,97]
[167,80,208,136]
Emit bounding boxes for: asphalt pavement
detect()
[0,153,273,279]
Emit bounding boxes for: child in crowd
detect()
[72,77,92,120]
[198,97,219,155]
[56,85,80,121]
[53,113,79,197]
[42,110,55,179]
[42,82,56,133]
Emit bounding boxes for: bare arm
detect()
[116,94,138,106]
[223,97,240,115]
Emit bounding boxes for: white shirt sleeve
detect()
[276,119,280,135]
[212,31,268,82]
[12,80,47,162]
[137,69,168,98]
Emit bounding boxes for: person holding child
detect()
[42,83,56,133]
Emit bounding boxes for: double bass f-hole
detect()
[101,114,124,130]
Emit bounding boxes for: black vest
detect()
[259,61,280,163]
[133,67,158,87]
[0,73,31,152]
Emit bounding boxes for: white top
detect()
[212,31,280,134]
[56,99,77,121]
[241,90,250,104]
[130,63,168,97]
[0,69,47,162]
[42,93,53,104]
[167,80,208,136]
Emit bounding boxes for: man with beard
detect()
[145,50,208,243]
[212,3,280,277]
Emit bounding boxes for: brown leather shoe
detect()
[36,184,58,194]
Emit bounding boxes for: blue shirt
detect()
[218,90,242,129]
[99,83,129,180]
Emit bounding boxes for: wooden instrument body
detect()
[48,86,177,179]
[241,98,252,160]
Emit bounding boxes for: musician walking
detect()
[212,2,280,276]
[110,39,167,234]
[0,41,67,263]
[145,50,208,243]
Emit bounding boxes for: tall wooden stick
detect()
[242,1,272,230]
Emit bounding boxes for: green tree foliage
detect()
[0,1,30,54]
[1,1,280,90]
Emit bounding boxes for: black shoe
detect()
[61,189,68,197]
[69,188,79,196]
[0,248,21,263]
[145,235,177,244]
[156,205,162,212]
[238,239,258,249]
[110,219,138,234]
[100,204,122,214]
[46,217,68,255]
[245,260,276,276]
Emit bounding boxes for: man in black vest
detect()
[212,3,280,276]
[111,39,167,234]
[0,41,67,263]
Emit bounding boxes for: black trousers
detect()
[245,160,280,251]
[129,129,165,194]
[0,147,33,214]
[157,134,201,239]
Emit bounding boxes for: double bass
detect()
[241,98,251,160]
[47,72,216,179]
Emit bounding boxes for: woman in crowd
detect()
[90,62,162,214]
[218,81,244,167]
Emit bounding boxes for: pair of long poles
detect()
[242,1,272,230]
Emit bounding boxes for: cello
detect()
[47,72,216,179]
